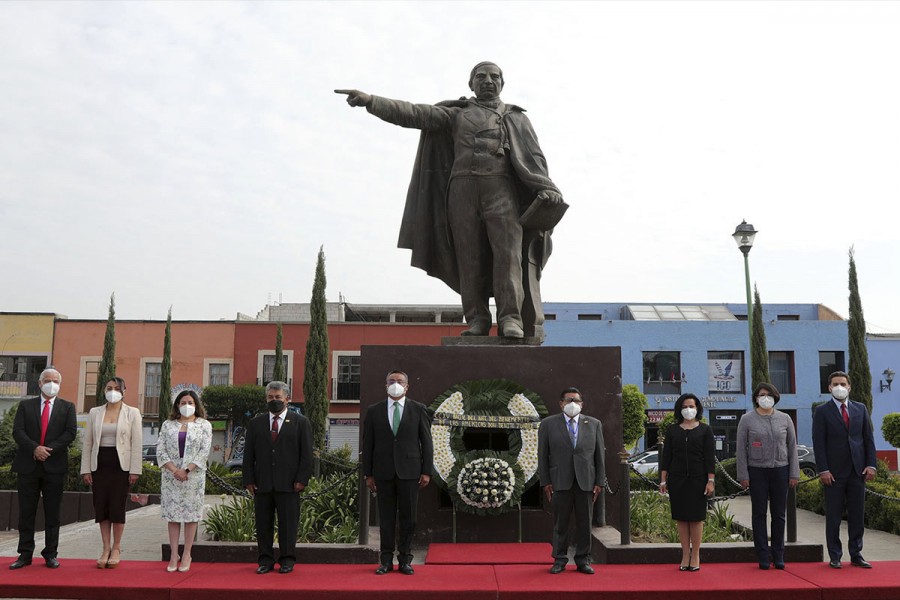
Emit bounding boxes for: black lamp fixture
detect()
[732,220,758,257]
[880,368,895,392]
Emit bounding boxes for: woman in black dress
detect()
[659,393,715,571]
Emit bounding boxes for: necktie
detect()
[567,418,577,447]
[40,399,50,446]
[392,401,401,436]
[271,415,280,442]
[841,403,850,429]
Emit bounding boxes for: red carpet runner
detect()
[2,554,899,600]
[426,542,550,564]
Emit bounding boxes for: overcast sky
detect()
[2,1,898,332]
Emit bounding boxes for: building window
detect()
[262,355,288,386]
[577,314,603,321]
[335,354,361,400]
[144,362,162,415]
[544,314,556,320]
[768,351,795,394]
[777,315,800,321]
[257,350,294,389]
[0,355,47,397]
[707,351,744,394]
[209,363,231,386]
[83,360,100,401]
[643,351,682,394]
[819,351,845,393]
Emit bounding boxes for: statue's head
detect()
[469,61,504,100]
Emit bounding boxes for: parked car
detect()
[627,449,659,475]
[224,456,243,472]
[142,444,158,466]
[797,445,817,478]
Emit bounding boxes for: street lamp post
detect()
[732,220,757,347]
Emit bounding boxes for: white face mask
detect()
[41,382,60,398]
[757,396,775,410]
[831,385,849,402]
[563,402,582,418]
[105,390,123,404]
[387,382,406,398]
[179,404,196,418]
[681,407,697,421]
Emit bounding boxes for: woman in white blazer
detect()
[156,390,212,572]
[80,377,143,569]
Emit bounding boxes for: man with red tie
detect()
[10,368,77,570]
[242,381,313,574]
[812,371,877,569]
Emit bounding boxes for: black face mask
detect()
[267,400,285,414]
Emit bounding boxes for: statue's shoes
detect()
[500,322,524,338]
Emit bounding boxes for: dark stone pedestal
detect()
[359,345,622,544]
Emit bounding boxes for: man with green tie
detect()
[362,370,433,575]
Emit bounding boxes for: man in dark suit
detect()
[538,387,605,574]
[362,370,433,575]
[243,381,313,574]
[10,368,77,570]
[812,370,877,569]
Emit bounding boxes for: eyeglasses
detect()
[562,397,583,404]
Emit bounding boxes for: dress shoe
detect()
[829,560,842,569]
[97,549,110,569]
[374,564,392,575]
[549,562,566,574]
[106,549,120,569]
[256,564,274,574]
[461,323,490,336]
[399,563,415,575]
[500,321,525,339]
[679,566,689,571]
[45,558,60,569]
[576,563,595,574]
[278,564,294,574]
[178,557,192,572]
[687,566,700,572]
[774,563,785,570]
[9,556,32,570]
[759,562,770,570]
[167,555,180,572]
[850,557,872,569]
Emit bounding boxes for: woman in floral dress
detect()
[157,390,212,572]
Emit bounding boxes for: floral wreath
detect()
[429,379,548,516]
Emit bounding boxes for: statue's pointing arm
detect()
[335,89,451,131]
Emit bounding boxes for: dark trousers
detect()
[375,477,419,565]
[748,465,789,564]
[823,471,866,561]
[448,176,524,330]
[254,491,299,567]
[16,463,65,560]
[551,487,593,565]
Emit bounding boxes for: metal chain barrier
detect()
[864,486,900,503]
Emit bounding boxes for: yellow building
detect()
[0,313,61,411]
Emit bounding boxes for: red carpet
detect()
[426,542,550,564]
[2,556,898,600]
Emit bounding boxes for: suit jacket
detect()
[242,411,313,493]
[12,396,77,475]
[80,403,144,475]
[362,398,434,481]
[538,413,606,492]
[812,399,877,479]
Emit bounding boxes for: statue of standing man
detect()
[337,61,566,341]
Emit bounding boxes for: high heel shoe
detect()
[97,549,110,569]
[167,555,180,572]
[107,549,121,569]
[178,557,192,572]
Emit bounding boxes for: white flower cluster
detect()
[432,392,465,482]
[456,457,515,509]
[508,394,540,482]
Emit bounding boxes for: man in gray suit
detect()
[538,387,605,574]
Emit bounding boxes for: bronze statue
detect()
[336,62,566,341]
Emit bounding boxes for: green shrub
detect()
[132,463,162,494]
[205,471,244,496]
[317,444,357,479]
[0,464,16,489]
[0,403,20,465]
[714,458,742,497]
[796,477,826,515]
[204,494,257,542]
[882,413,900,448]
[621,385,648,449]
[629,491,748,543]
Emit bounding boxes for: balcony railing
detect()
[0,375,40,397]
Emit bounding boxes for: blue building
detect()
[543,302,899,464]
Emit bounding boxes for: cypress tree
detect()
[847,247,873,413]
[273,322,286,382]
[303,247,330,450]
[750,285,770,389]
[158,307,173,425]
[96,293,117,407]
